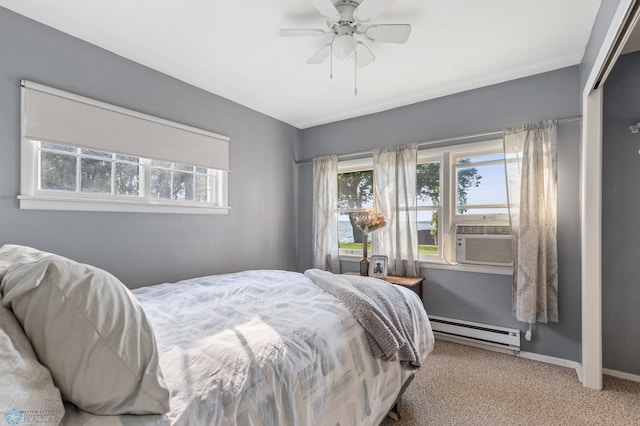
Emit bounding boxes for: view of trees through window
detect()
[150,161,210,202]
[454,153,508,215]
[38,142,214,204]
[40,144,140,196]
[337,170,374,251]
[337,152,491,258]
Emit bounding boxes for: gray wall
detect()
[0,7,301,288]
[602,51,640,375]
[298,67,582,361]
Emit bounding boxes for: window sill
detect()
[339,254,513,276]
[18,195,230,215]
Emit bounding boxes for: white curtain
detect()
[503,121,558,324]
[373,144,419,277]
[312,155,340,273]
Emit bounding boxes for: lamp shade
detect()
[333,34,357,60]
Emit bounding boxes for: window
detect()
[416,158,441,257]
[337,160,374,255]
[149,161,218,203]
[337,139,508,264]
[33,141,226,208]
[19,80,229,214]
[453,150,508,216]
[39,143,141,196]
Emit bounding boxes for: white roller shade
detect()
[22,81,230,171]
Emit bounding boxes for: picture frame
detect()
[370,255,388,278]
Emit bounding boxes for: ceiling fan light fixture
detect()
[333,34,357,60]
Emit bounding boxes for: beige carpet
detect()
[382,340,640,426]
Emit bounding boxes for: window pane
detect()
[418,209,438,255]
[173,171,194,201]
[417,162,440,207]
[457,153,504,164]
[151,169,172,199]
[338,212,371,249]
[151,160,172,169]
[81,158,111,193]
[41,142,76,153]
[81,148,112,159]
[456,163,507,212]
[40,152,76,191]
[115,163,140,196]
[174,163,194,172]
[195,175,209,202]
[195,167,207,174]
[338,170,374,210]
[116,154,139,163]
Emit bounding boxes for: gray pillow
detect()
[0,252,170,415]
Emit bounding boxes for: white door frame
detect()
[581,88,603,390]
[580,0,636,390]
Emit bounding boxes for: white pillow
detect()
[0,303,65,424]
[0,244,54,282]
[0,253,170,416]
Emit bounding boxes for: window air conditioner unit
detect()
[455,224,513,267]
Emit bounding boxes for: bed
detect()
[0,245,434,426]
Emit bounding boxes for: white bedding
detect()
[63,270,434,426]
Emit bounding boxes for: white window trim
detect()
[17,194,231,215]
[337,157,373,173]
[416,152,444,262]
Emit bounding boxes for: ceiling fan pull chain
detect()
[354,53,358,95]
[330,41,334,79]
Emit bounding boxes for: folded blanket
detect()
[304,269,422,370]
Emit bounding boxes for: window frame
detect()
[416,150,444,261]
[20,141,229,214]
[336,140,511,275]
[450,141,510,221]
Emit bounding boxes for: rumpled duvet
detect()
[62,270,434,426]
[305,269,424,369]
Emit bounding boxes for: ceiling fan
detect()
[279,0,411,71]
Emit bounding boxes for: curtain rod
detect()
[294,115,581,165]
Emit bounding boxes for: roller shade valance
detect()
[21,81,230,171]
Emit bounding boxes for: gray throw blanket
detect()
[304,269,422,370]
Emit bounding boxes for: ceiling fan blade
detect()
[353,0,396,23]
[307,44,332,64]
[356,42,375,68]
[279,28,327,37]
[310,0,341,20]
[365,24,411,43]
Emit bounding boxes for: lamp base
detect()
[359,259,369,276]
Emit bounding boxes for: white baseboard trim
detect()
[440,337,640,385]
[603,368,640,383]
[517,350,581,370]
[438,337,583,378]
[517,350,582,383]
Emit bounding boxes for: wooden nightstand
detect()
[384,275,423,301]
[343,272,424,301]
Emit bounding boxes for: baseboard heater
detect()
[429,315,521,353]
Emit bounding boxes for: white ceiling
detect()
[0,0,602,129]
